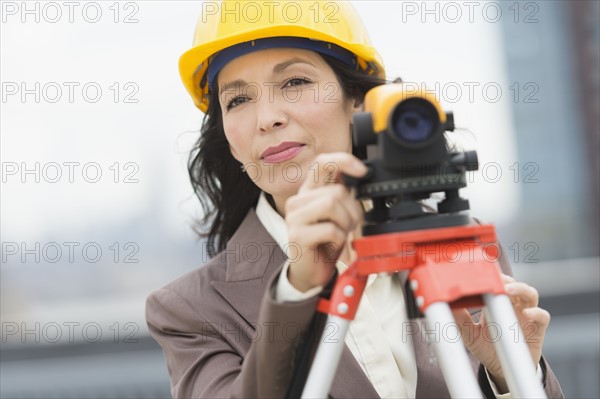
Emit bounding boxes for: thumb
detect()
[452,308,478,345]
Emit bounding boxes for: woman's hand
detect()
[453,274,550,393]
[285,153,368,292]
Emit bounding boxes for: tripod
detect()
[301,222,547,398]
[296,83,547,398]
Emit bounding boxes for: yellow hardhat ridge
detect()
[179,0,385,112]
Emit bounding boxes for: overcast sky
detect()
[1,1,520,245]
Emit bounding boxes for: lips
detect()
[261,142,305,163]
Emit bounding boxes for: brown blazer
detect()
[146,209,564,398]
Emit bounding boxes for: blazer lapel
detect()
[410,319,449,398]
[212,209,380,399]
[211,209,286,327]
[330,347,381,398]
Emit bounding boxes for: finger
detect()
[287,192,356,233]
[288,223,347,261]
[300,153,367,192]
[521,307,551,328]
[506,282,539,309]
[452,308,474,326]
[500,273,516,284]
[287,184,357,216]
[287,185,364,230]
[515,308,550,359]
[286,184,362,225]
[452,308,478,345]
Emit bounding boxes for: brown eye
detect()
[226,95,249,110]
[283,77,312,88]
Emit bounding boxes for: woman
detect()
[146,1,564,398]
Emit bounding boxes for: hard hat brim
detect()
[179,25,385,113]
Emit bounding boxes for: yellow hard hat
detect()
[179,0,385,112]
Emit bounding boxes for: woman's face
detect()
[217,48,359,211]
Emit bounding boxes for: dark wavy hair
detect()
[188,54,387,257]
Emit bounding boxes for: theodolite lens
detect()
[395,110,432,142]
[390,98,439,145]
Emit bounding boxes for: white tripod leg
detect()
[425,302,483,398]
[483,294,547,398]
[301,315,350,399]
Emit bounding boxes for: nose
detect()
[256,98,288,134]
